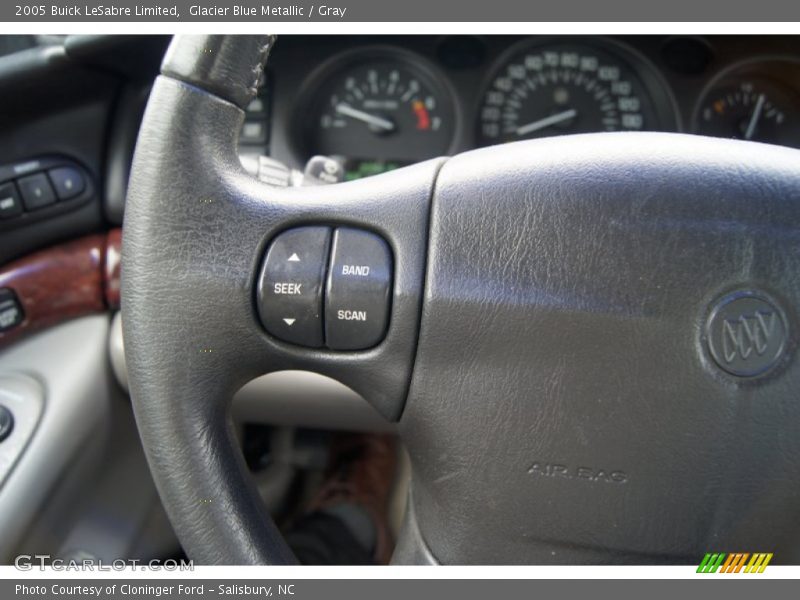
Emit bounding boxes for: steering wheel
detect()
[122,35,800,565]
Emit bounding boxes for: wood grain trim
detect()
[0,230,122,349]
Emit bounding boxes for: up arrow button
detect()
[288,253,300,262]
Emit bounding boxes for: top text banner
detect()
[4,0,800,22]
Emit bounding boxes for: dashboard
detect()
[2,34,800,264]
[257,36,800,179]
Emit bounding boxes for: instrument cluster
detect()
[264,36,800,179]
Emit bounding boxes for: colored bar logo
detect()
[697,552,773,573]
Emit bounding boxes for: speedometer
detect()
[477,41,673,146]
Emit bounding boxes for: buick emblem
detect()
[706,291,789,377]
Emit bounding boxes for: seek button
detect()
[257,227,331,348]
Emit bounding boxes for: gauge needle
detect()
[335,103,395,132]
[515,109,578,137]
[744,93,766,140]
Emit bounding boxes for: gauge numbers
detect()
[696,79,800,148]
[303,55,454,165]
[478,44,657,146]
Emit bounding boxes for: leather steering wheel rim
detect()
[123,35,800,565]
[123,34,439,564]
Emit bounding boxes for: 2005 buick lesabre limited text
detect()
[31,5,180,16]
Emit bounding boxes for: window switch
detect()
[0,288,24,332]
[48,167,85,201]
[17,173,56,211]
[0,182,22,219]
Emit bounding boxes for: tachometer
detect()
[299,50,455,174]
[477,41,671,146]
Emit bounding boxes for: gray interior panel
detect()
[0,375,44,489]
[0,316,111,561]
[0,315,180,563]
[233,373,394,433]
